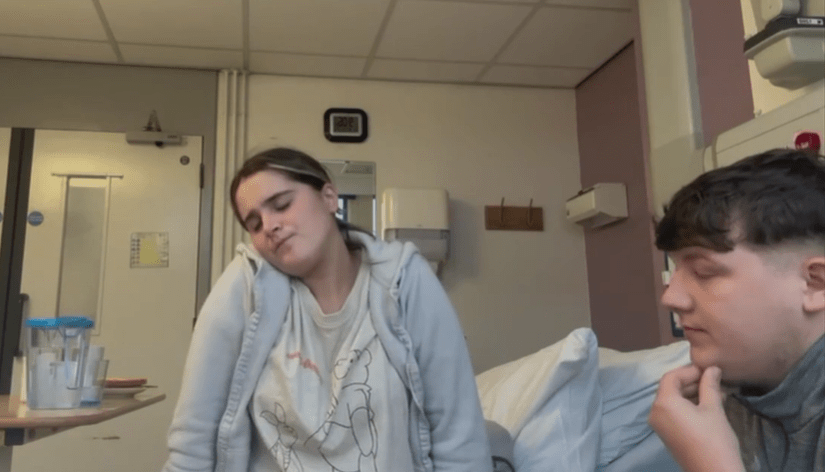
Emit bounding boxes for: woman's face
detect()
[234,169,339,277]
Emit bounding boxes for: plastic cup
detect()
[80,358,109,406]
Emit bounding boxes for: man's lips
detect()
[682,326,704,332]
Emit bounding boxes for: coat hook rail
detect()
[485,198,543,231]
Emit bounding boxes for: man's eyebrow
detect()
[241,190,293,227]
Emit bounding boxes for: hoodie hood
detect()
[235,230,420,291]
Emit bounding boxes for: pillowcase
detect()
[476,328,602,472]
[596,341,690,467]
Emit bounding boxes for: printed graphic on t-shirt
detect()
[259,402,304,472]
[259,347,378,472]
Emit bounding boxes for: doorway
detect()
[5,129,202,472]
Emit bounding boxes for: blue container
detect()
[25,316,94,409]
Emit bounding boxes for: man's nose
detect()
[660,271,692,315]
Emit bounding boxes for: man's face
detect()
[662,244,811,388]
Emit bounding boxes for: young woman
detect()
[164,147,491,472]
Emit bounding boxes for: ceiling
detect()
[0,0,635,89]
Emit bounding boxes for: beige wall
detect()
[245,74,590,373]
[637,0,705,218]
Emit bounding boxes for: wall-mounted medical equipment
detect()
[566,183,628,229]
[744,0,825,89]
[484,198,543,231]
[381,188,450,273]
[703,80,824,170]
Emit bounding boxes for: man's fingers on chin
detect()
[682,384,699,401]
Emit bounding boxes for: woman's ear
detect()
[321,182,339,213]
[802,256,825,313]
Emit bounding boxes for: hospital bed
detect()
[478,328,690,471]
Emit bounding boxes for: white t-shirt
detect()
[250,260,415,472]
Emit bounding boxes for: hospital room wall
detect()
[245,75,590,373]
[577,0,770,352]
[575,42,665,352]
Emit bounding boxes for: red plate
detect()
[105,378,148,388]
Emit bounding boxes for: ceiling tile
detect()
[250,52,367,78]
[250,0,390,56]
[499,7,633,68]
[99,0,243,49]
[480,64,591,87]
[120,45,243,70]
[544,0,633,9]
[0,36,117,64]
[367,59,484,82]
[377,1,532,62]
[0,0,107,41]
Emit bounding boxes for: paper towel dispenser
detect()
[381,188,449,273]
[566,183,628,229]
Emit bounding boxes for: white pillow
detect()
[597,341,690,467]
[476,328,602,472]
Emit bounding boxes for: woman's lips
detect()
[273,235,291,253]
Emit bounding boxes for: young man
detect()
[648,148,825,472]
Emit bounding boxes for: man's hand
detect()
[649,365,745,472]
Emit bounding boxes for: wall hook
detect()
[500,197,505,225]
[528,198,534,226]
[484,197,544,231]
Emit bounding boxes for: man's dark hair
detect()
[655,148,825,252]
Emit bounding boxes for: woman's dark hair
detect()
[230,147,372,252]
[656,148,825,252]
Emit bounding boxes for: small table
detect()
[0,392,165,446]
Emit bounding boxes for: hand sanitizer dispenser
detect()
[381,188,450,274]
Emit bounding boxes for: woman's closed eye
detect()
[265,191,293,213]
[245,215,262,233]
[271,199,291,212]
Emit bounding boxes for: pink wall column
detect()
[689,0,754,146]
[575,43,664,351]
[575,2,754,350]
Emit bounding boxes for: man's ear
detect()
[802,256,825,313]
[321,183,339,213]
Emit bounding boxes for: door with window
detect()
[11,130,202,472]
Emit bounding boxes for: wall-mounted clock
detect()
[324,108,368,143]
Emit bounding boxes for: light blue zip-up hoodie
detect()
[163,233,492,472]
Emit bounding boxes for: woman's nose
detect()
[261,212,281,234]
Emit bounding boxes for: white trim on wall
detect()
[212,69,249,286]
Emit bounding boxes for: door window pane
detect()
[57,179,107,328]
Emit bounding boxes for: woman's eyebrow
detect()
[242,190,294,227]
[263,189,293,206]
